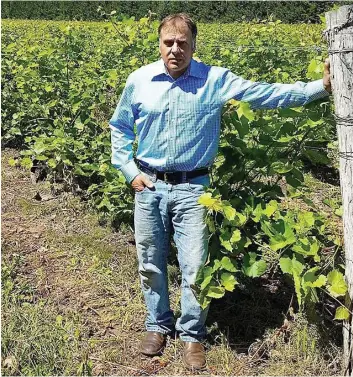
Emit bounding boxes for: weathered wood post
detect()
[325,5,353,375]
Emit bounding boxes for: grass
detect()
[2,250,88,376]
[1,149,344,375]
[258,314,342,375]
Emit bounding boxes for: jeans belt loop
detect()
[182,171,187,183]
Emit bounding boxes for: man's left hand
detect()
[323,58,332,94]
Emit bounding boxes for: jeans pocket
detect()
[135,186,148,195]
[187,182,207,196]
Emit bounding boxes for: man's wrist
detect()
[129,173,140,184]
[120,160,141,183]
[306,79,330,102]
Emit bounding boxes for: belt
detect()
[136,160,209,184]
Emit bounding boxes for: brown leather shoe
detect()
[139,331,166,356]
[182,341,206,370]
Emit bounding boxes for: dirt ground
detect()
[1,148,343,376]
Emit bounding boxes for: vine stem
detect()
[65,33,73,120]
[318,287,353,315]
[110,19,130,47]
[27,118,55,123]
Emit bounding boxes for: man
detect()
[110,13,331,370]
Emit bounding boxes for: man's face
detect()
[159,22,194,78]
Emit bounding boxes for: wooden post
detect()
[325,5,353,375]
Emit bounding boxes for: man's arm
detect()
[110,75,140,183]
[109,75,154,191]
[220,61,331,109]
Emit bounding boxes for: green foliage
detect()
[2,16,159,224]
[2,17,346,320]
[1,1,346,24]
[242,252,267,277]
[334,306,350,321]
[327,269,348,297]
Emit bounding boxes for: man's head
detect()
[158,13,197,79]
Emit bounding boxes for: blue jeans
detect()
[134,172,210,343]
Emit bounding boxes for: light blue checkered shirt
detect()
[110,58,329,183]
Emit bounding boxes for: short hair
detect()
[158,13,197,41]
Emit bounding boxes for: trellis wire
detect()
[2,43,333,74]
[197,43,327,52]
[334,115,353,127]
[2,44,329,57]
[3,34,350,160]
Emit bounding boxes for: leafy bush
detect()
[2,17,348,318]
[1,1,345,23]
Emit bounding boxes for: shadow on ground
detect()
[206,276,294,353]
[303,161,340,186]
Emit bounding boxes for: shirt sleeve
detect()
[109,75,140,183]
[219,70,330,109]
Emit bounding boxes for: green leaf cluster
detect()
[2,19,346,322]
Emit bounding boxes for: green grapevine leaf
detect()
[292,255,305,276]
[212,259,222,272]
[200,275,213,291]
[221,272,238,291]
[292,238,320,262]
[235,212,247,226]
[279,256,292,274]
[307,58,323,80]
[279,254,304,276]
[297,212,316,228]
[236,102,255,121]
[199,294,212,309]
[242,252,267,277]
[301,267,326,302]
[271,161,293,174]
[311,274,327,288]
[263,200,278,217]
[220,231,233,251]
[221,256,237,272]
[198,193,223,212]
[206,286,225,299]
[327,270,348,297]
[293,271,302,307]
[230,229,241,244]
[334,306,350,321]
[223,203,236,221]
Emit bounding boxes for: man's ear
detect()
[192,40,196,52]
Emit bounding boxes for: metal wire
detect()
[2,43,330,74]
[338,152,353,160]
[334,115,353,127]
[328,48,353,54]
[197,43,326,52]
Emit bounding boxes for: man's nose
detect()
[171,42,179,54]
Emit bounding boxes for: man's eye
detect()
[165,42,173,47]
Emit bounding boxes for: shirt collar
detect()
[153,58,205,79]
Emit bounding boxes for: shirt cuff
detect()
[306,79,330,103]
[119,160,141,183]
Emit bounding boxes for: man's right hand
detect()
[131,174,155,192]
